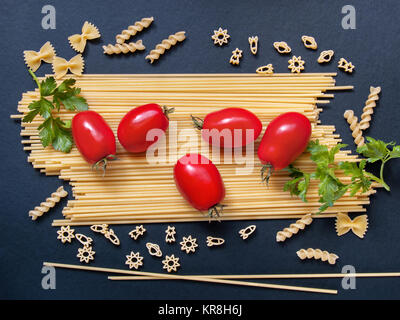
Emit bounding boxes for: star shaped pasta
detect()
[338,58,355,73]
[57,225,75,243]
[288,55,305,73]
[125,251,144,270]
[77,246,95,263]
[230,48,243,65]
[162,254,180,273]
[180,235,198,254]
[129,225,146,240]
[211,27,230,46]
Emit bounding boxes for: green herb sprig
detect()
[22,70,88,153]
[284,138,400,213]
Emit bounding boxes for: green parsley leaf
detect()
[22,69,88,153]
[40,77,57,96]
[283,165,310,202]
[357,136,389,163]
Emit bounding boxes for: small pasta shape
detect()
[24,41,56,72]
[29,186,68,220]
[317,50,334,63]
[273,41,291,54]
[276,214,313,242]
[248,36,258,55]
[359,86,381,130]
[256,64,274,74]
[145,31,186,63]
[344,110,364,147]
[116,17,154,44]
[296,248,339,265]
[68,21,101,53]
[301,35,317,49]
[52,54,84,79]
[103,40,146,55]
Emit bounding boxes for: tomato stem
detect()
[260,163,274,186]
[92,154,118,176]
[162,106,175,119]
[190,115,204,130]
[207,203,226,222]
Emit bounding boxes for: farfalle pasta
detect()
[29,186,68,220]
[68,21,101,53]
[145,31,186,63]
[52,54,84,79]
[335,213,368,238]
[24,41,56,72]
[116,17,154,44]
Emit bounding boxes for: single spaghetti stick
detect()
[296,248,339,265]
[103,40,145,55]
[344,110,364,147]
[276,214,313,242]
[359,86,381,130]
[116,17,154,44]
[29,186,68,220]
[145,31,186,63]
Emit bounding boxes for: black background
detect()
[1,0,400,300]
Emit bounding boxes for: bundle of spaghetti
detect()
[12,73,377,226]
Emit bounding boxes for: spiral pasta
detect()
[103,40,145,55]
[296,248,339,265]
[29,186,68,220]
[116,17,154,44]
[145,31,186,63]
[344,110,364,147]
[359,86,381,130]
[276,214,313,242]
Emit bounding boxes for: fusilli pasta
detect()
[116,17,154,44]
[359,86,381,130]
[145,31,186,63]
[276,214,313,242]
[29,186,68,220]
[103,40,145,55]
[344,110,364,147]
[296,248,339,265]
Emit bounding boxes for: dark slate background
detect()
[1,0,400,300]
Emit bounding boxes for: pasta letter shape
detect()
[344,110,364,147]
[103,40,145,55]
[68,21,101,53]
[145,31,186,63]
[335,213,368,238]
[359,86,381,130]
[52,54,85,79]
[276,214,313,242]
[296,248,339,265]
[24,41,56,72]
[116,17,154,44]
[29,186,68,220]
